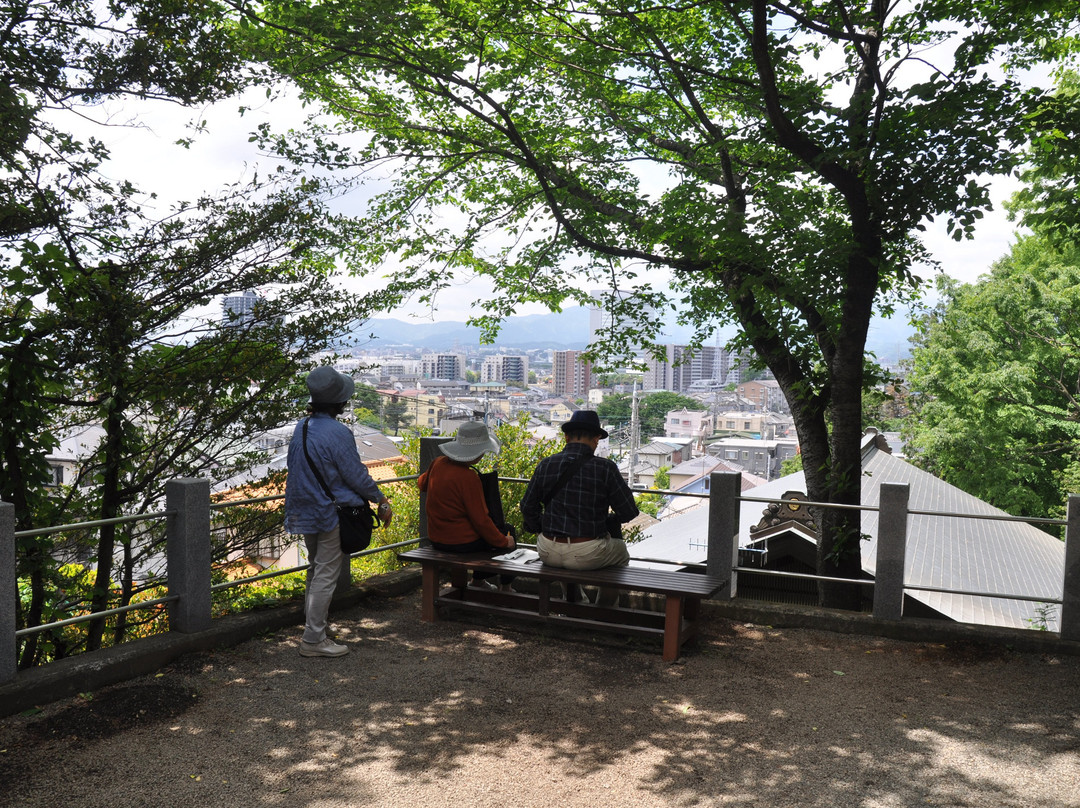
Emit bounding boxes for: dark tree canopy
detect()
[230,0,1079,606]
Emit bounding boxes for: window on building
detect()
[725,450,738,460]
[743,421,751,429]
[725,420,735,429]
[49,465,63,486]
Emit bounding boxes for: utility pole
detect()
[628,381,640,488]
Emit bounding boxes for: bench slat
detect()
[398,546,720,660]
[399,548,725,597]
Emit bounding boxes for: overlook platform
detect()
[1,584,1078,808]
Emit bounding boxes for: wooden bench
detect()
[398,547,726,661]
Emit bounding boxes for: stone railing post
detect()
[708,472,741,597]
[166,479,212,634]
[418,436,452,548]
[1,502,15,683]
[1061,494,1080,641]
[873,482,909,622]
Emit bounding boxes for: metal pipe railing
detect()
[4,461,1079,685]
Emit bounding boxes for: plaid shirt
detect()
[519,442,638,538]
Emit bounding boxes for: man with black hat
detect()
[520,410,638,606]
[285,366,393,657]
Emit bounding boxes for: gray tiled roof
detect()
[633,441,1065,630]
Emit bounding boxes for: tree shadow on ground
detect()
[1,594,1078,808]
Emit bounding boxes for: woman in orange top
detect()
[418,421,516,588]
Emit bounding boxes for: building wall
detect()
[421,353,465,380]
[481,354,529,384]
[552,350,591,396]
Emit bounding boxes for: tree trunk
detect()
[86,400,125,652]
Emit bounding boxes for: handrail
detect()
[15,594,180,638]
[209,537,423,592]
[15,508,175,539]
[5,463,1078,678]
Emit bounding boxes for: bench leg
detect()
[662,596,685,662]
[420,564,440,623]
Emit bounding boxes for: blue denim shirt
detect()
[284,414,384,535]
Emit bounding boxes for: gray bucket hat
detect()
[307,366,355,404]
[439,421,500,463]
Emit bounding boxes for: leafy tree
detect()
[780,453,804,477]
[235,1,1077,607]
[2,0,254,663]
[904,235,1080,521]
[383,400,412,435]
[1010,71,1080,244]
[353,383,382,412]
[597,391,703,439]
[1,0,385,662]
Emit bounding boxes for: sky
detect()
[83,82,1026,329]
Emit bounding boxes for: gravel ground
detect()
[2,591,1078,808]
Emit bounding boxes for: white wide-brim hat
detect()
[440,421,500,463]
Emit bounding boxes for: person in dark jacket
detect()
[520,410,638,605]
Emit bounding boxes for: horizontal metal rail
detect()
[901,583,1062,604]
[15,594,179,638]
[9,469,1071,646]
[733,566,877,586]
[210,537,423,592]
[736,566,1063,604]
[16,509,175,539]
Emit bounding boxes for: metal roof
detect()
[632,441,1065,630]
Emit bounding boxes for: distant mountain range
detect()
[349,306,917,360]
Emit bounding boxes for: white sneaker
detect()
[299,638,349,657]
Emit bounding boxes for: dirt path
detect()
[2,592,1078,807]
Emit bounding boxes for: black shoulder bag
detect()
[302,418,379,554]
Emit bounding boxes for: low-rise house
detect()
[736,379,788,413]
[707,436,799,480]
[664,408,713,442]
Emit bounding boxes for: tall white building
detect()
[481,354,529,384]
[588,289,662,345]
[642,344,754,392]
[421,352,465,380]
[222,290,263,328]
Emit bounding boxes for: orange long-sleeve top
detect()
[417,455,512,548]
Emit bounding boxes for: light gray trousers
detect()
[303,526,344,644]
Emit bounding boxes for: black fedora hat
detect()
[560,410,609,439]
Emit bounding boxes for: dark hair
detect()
[308,401,348,416]
[563,430,597,442]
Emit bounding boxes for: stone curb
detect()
[0,567,421,718]
[5,570,1078,718]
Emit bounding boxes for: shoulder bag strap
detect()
[302,418,338,505]
[541,451,591,508]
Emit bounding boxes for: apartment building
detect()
[552,350,591,397]
[421,352,465,380]
[480,354,529,384]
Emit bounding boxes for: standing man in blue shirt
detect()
[520,410,638,606]
[285,366,393,657]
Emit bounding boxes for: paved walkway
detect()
[2,589,1078,807]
